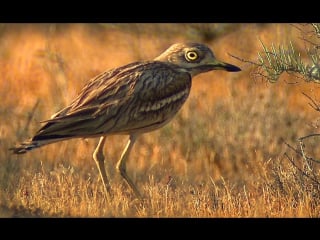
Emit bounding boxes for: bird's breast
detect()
[128,85,191,132]
[138,87,190,114]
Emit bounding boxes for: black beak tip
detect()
[226,64,241,72]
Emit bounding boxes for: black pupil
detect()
[189,52,196,58]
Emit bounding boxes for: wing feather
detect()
[32,61,191,140]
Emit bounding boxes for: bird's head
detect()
[154,42,241,77]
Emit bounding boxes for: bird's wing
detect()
[32,61,191,140]
[106,62,192,133]
[44,62,142,122]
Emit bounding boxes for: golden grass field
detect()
[1,23,320,217]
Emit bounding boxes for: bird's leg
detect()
[116,134,142,199]
[93,136,112,200]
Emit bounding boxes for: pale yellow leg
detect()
[93,136,112,200]
[116,134,142,199]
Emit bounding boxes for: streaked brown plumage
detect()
[10,42,241,199]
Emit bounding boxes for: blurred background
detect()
[1,23,319,217]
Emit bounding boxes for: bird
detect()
[10,42,241,200]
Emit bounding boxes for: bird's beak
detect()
[207,59,241,72]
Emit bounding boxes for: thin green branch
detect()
[234,24,320,83]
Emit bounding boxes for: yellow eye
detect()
[185,51,198,61]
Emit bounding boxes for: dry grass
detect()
[1,23,320,217]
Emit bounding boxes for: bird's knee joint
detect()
[93,151,105,163]
[116,164,126,176]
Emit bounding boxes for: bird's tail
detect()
[9,138,62,154]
